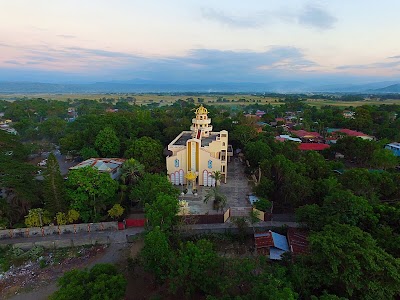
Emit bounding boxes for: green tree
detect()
[130,173,179,206]
[170,239,220,296]
[322,190,377,229]
[0,131,39,225]
[67,166,118,222]
[231,125,258,147]
[265,155,312,208]
[39,118,67,142]
[95,127,120,157]
[50,263,127,300]
[141,226,172,281]
[297,190,378,231]
[253,197,271,212]
[55,212,67,225]
[305,224,400,299]
[244,140,272,168]
[124,136,164,172]
[79,147,99,160]
[108,204,124,220]
[67,209,80,223]
[339,168,382,201]
[204,188,227,212]
[145,193,179,232]
[120,158,145,186]
[25,208,52,227]
[370,148,398,170]
[210,170,223,187]
[43,153,67,215]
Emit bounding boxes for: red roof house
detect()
[290,130,322,139]
[298,143,330,151]
[337,129,373,140]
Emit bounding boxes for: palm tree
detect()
[120,158,145,186]
[204,188,227,212]
[120,159,145,207]
[211,171,223,188]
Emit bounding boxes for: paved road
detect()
[0,227,144,246]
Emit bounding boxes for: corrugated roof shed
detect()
[270,248,288,260]
[70,158,125,172]
[254,232,274,248]
[254,231,290,260]
[287,227,309,257]
[271,232,290,251]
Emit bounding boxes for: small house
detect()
[69,158,126,180]
[254,230,290,260]
[385,143,400,157]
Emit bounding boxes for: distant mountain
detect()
[371,83,400,93]
[313,81,399,93]
[0,81,311,94]
[0,80,399,94]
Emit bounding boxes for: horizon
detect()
[1,1,400,85]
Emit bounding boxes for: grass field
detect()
[1,93,400,108]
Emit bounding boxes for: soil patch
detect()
[1,245,107,299]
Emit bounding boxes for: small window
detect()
[208,160,213,168]
[222,142,225,146]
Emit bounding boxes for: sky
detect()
[1,0,400,84]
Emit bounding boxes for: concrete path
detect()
[219,157,251,208]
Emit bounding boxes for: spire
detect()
[190,105,213,138]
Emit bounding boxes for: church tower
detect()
[166,104,232,188]
[190,105,213,138]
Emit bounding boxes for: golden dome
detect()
[185,171,197,181]
[195,105,208,115]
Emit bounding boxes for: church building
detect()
[166,105,232,188]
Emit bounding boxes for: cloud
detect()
[298,4,337,30]
[200,3,337,30]
[200,8,262,28]
[0,44,319,82]
[388,55,400,59]
[4,60,23,65]
[337,57,400,70]
[57,34,76,39]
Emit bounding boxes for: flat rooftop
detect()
[173,132,192,146]
[201,133,219,147]
[171,132,219,147]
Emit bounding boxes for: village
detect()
[1,97,400,299]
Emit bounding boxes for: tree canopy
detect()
[50,263,127,300]
[66,166,118,222]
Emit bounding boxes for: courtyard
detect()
[179,158,251,215]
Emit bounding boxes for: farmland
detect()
[2,93,400,108]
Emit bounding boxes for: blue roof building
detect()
[385,143,400,157]
[254,230,290,260]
